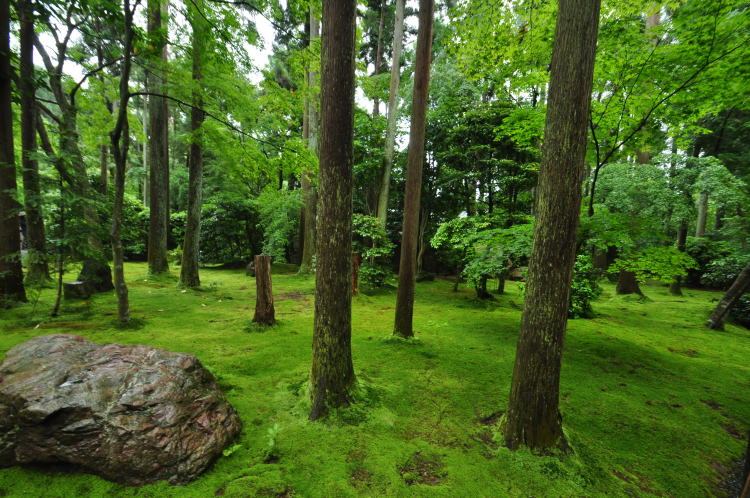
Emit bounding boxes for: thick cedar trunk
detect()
[669,225,688,296]
[503,0,601,452]
[616,270,643,296]
[180,0,206,288]
[110,0,136,323]
[351,253,361,296]
[252,255,275,325]
[18,0,49,282]
[375,0,405,227]
[706,263,750,330]
[393,0,434,338]
[695,191,708,237]
[147,0,170,275]
[0,0,26,302]
[309,0,357,421]
[299,13,319,274]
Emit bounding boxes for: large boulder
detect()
[0,335,241,486]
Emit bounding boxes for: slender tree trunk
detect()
[351,253,361,296]
[475,276,492,299]
[299,12,319,274]
[695,191,708,237]
[495,272,506,294]
[309,0,357,421]
[371,0,386,117]
[616,270,643,296]
[18,0,49,283]
[393,0,434,338]
[252,254,275,325]
[110,0,136,323]
[0,0,26,302]
[147,0,170,275]
[706,263,750,330]
[669,224,687,296]
[502,0,601,452]
[180,0,206,288]
[375,0,405,227]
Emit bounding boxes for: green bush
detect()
[569,255,602,318]
[352,214,394,287]
[730,295,750,329]
[700,254,750,290]
[685,236,731,286]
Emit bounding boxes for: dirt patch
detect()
[277,291,310,301]
[721,423,744,440]
[349,467,373,489]
[701,399,723,411]
[398,451,446,486]
[478,411,503,426]
[667,347,699,357]
[611,469,664,496]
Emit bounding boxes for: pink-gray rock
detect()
[0,334,241,486]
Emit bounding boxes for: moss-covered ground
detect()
[1,262,748,497]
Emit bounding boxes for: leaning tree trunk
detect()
[706,263,750,330]
[616,270,643,296]
[393,0,434,338]
[252,255,275,326]
[110,0,136,323]
[180,0,206,289]
[18,0,49,283]
[0,0,26,303]
[147,0,170,275]
[309,0,357,422]
[375,0,406,227]
[502,0,601,452]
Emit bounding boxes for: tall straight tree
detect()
[0,0,26,302]
[309,0,357,421]
[392,0,434,338]
[18,0,49,282]
[180,0,206,288]
[375,0,405,227]
[147,0,170,275]
[502,0,601,452]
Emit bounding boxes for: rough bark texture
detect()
[309,0,357,421]
[393,0,434,338]
[147,0,170,275]
[706,263,750,330]
[351,253,361,296]
[0,335,241,486]
[110,0,136,323]
[502,0,601,452]
[375,0,406,227]
[252,255,275,326]
[695,191,708,237]
[616,270,643,296]
[299,13,320,274]
[180,0,206,289]
[18,0,49,282]
[0,1,26,303]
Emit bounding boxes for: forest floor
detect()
[1,262,748,497]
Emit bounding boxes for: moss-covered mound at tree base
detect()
[0,262,748,497]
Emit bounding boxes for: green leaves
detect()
[609,246,698,284]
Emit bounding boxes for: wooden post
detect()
[252,255,275,326]
[351,253,361,296]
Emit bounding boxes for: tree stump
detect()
[351,253,362,296]
[252,255,275,326]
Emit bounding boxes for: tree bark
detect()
[669,224,687,296]
[475,276,492,299]
[0,0,26,303]
[706,263,750,330]
[110,0,136,323]
[299,12,319,274]
[375,0,405,227]
[147,0,170,275]
[393,0,434,338]
[616,270,643,296]
[502,0,601,453]
[695,191,708,237]
[252,254,275,325]
[495,273,506,294]
[371,0,386,117]
[180,0,206,288]
[309,0,357,421]
[18,0,49,283]
[351,252,361,296]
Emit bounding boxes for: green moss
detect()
[0,264,748,496]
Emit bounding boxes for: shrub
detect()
[569,255,602,318]
[701,254,750,290]
[352,214,395,287]
[730,295,750,329]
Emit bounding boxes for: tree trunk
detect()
[375,0,405,227]
[110,0,136,323]
[252,254,275,325]
[371,0,385,117]
[669,224,687,296]
[495,273,506,294]
[695,191,708,237]
[706,263,750,330]
[616,270,643,296]
[0,0,26,303]
[18,0,49,283]
[351,253,361,296]
[299,12,319,274]
[475,276,492,299]
[309,0,357,422]
[180,0,206,288]
[147,0,170,275]
[502,0,601,453]
[393,0,434,338]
